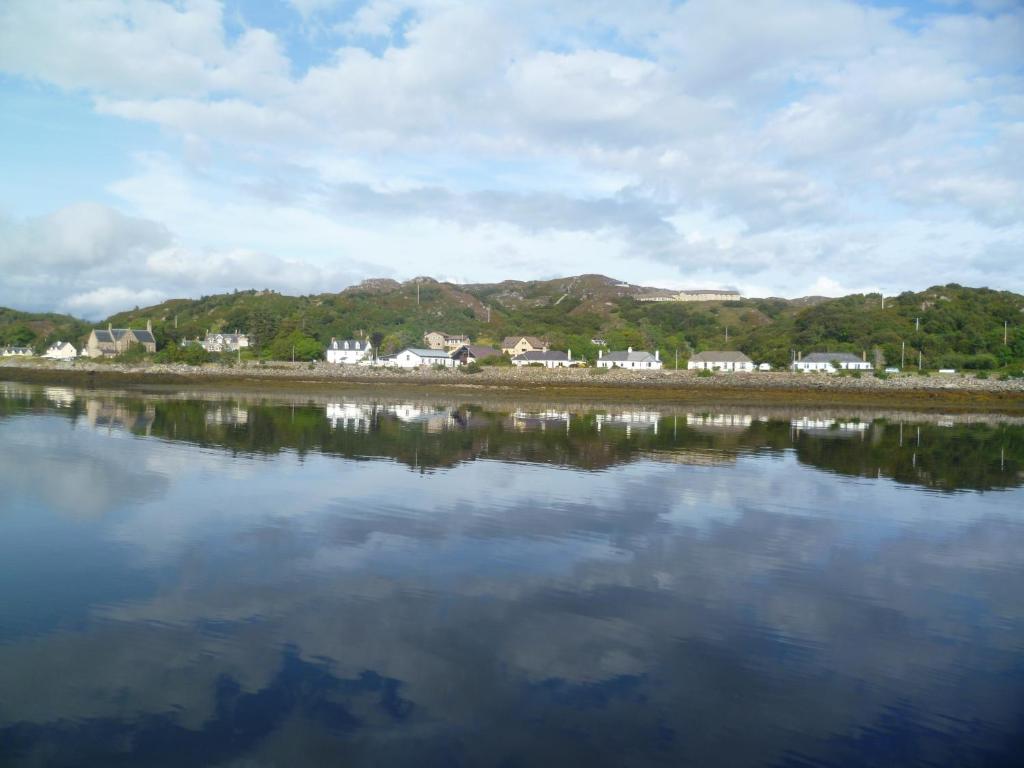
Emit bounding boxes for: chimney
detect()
[655,350,660,361]
[862,349,866,361]
[798,351,802,361]
[568,349,572,361]
[147,319,152,333]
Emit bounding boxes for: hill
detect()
[2,278,1022,371]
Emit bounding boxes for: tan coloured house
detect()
[500,336,548,356]
[85,321,157,358]
[423,331,470,351]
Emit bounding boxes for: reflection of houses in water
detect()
[642,449,735,466]
[84,399,156,435]
[43,386,76,408]
[204,405,249,426]
[791,417,869,438]
[595,410,661,437]
[685,413,755,433]
[383,403,457,433]
[508,410,572,432]
[326,402,376,431]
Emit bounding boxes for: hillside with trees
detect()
[2,277,1022,372]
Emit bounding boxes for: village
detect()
[1,320,897,375]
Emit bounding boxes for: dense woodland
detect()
[2,275,1023,372]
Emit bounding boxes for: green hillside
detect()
[2,277,1022,372]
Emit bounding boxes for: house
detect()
[501,336,548,356]
[758,362,772,371]
[511,350,576,368]
[638,289,742,303]
[596,348,663,370]
[423,331,470,351]
[84,321,157,357]
[791,352,873,373]
[590,338,608,347]
[392,348,460,368]
[450,344,501,365]
[201,330,249,353]
[1,346,34,357]
[326,338,373,365]
[687,351,754,372]
[43,341,78,359]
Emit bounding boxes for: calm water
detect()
[1,382,1023,767]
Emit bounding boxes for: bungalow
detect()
[791,352,873,373]
[85,321,157,357]
[202,331,249,353]
[43,341,78,359]
[424,331,471,351]
[687,351,754,372]
[450,344,501,365]
[501,336,548,356]
[511,350,576,368]
[1,346,34,357]
[597,348,663,370]
[392,348,459,368]
[326,338,373,365]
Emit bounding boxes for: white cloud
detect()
[0,0,1021,310]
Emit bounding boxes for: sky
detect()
[0,0,1022,318]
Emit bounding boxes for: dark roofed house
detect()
[451,345,501,365]
[85,320,157,358]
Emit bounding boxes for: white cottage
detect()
[596,348,662,370]
[511,350,576,368]
[687,351,754,372]
[1,346,34,357]
[43,341,78,359]
[326,338,373,365]
[791,352,873,373]
[392,348,459,368]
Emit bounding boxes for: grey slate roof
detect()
[502,336,546,348]
[404,348,452,358]
[513,350,570,362]
[602,350,658,363]
[329,339,369,350]
[801,352,863,363]
[689,350,752,363]
[132,330,155,344]
[459,345,500,359]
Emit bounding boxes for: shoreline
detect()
[4,359,1024,412]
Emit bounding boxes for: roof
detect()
[513,350,570,361]
[402,348,451,358]
[801,352,863,363]
[501,335,546,347]
[132,330,156,344]
[92,328,154,344]
[329,339,370,350]
[689,350,752,363]
[602,350,658,363]
[460,345,500,359]
[680,289,740,295]
[207,332,247,340]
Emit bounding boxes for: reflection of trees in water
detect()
[2,385,1022,491]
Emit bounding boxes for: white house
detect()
[791,352,873,373]
[1,346,34,357]
[597,348,662,370]
[43,341,77,359]
[392,348,459,368]
[758,362,772,371]
[202,331,249,353]
[511,350,576,368]
[687,351,754,372]
[326,338,373,365]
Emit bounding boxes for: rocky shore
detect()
[4,358,1023,410]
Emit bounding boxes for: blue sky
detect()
[0,0,1021,318]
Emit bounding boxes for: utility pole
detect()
[881,294,885,310]
[674,349,678,370]
[915,317,920,332]
[901,341,905,369]
[918,350,922,371]
[725,326,729,343]
[291,345,295,363]
[1005,320,1009,345]
[486,306,491,323]
[416,282,420,306]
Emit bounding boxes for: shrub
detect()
[697,368,713,378]
[460,362,483,374]
[975,370,989,379]
[874,370,888,380]
[590,366,610,375]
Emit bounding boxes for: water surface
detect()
[1,383,1023,766]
